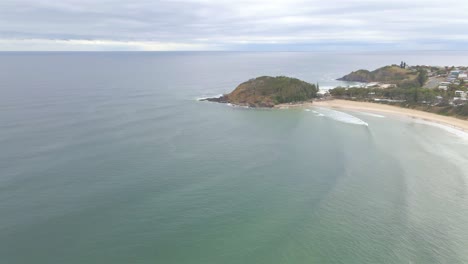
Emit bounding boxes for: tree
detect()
[417,69,428,87]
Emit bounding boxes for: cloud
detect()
[0,0,467,50]
[0,39,219,51]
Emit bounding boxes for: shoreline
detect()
[276,99,468,132]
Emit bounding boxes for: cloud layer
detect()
[1,0,467,51]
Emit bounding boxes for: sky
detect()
[1,0,467,51]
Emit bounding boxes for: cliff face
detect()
[338,66,420,87]
[205,76,317,107]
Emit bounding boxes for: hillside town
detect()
[331,63,468,104]
[326,63,468,118]
[407,64,467,103]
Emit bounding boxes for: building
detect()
[449,70,461,77]
[316,90,330,97]
[365,82,397,89]
[447,70,461,81]
[365,82,380,88]
[379,84,397,89]
[438,85,448,90]
[454,90,467,100]
[438,81,451,90]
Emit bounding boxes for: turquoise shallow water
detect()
[0,52,468,263]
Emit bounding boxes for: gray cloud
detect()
[0,0,467,50]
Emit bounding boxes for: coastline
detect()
[276,99,468,132]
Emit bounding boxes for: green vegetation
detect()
[223,76,318,107]
[329,84,468,119]
[330,87,439,103]
[333,63,468,119]
[417,69,428,87]
[338,65,421,88]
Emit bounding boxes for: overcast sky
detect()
[1,0,467,51]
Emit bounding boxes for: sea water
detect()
[0,51,467,264]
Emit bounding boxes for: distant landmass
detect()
[338,65,421,88]
[332,63,468,119]
[203,76,318,107]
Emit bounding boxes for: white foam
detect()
[315,107,369,126]
[357,112,385,118]
[196,94,223,101]
[415,119,468,141]
[311,110,325,117]
[226,103,249,109]
[305,109,325,117]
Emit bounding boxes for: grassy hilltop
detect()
[338,65,421,88]
[206,76,318,107]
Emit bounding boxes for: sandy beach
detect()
[277,99,468,132]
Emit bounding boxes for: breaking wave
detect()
[415,120,468,141]
[356,112,385,118]
[196,94,223,101]
[305,109,325,116]
[315,107,369,126]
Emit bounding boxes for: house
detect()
[316,90,330,97]
[379,84,397,89]
[438,81,451,90]
[364,82,396,89]
[365,82,380,88]
[447,70,461,81]
[438,86,448,90]
[454,90,467,100]
[449,70,461,78]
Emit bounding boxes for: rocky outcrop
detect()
[202,76,318,107]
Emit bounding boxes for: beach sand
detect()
[277,99,468,132]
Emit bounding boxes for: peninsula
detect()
[202,76,318,107]
[337,64,422,88]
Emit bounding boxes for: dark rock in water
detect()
[201,95,229,103]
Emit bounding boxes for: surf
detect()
[315,107,369,126]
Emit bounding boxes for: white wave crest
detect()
[196,94,223,101]
[305,109,325,117]
[415,120,468,141]
[357,112,385,118]
[315,107,369,126]
[311,110,325,117]
[226,103,250,109]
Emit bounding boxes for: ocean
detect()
[0,51,467,263]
